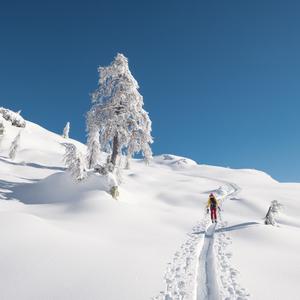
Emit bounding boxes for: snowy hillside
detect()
[0,117,299,300]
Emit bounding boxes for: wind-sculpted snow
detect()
[154,154,198,170]
[10,172,114,205]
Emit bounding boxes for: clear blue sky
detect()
[1,0,300,182]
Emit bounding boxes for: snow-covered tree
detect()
[0,119,5,148]
[86,117,101,169]
[63,143,86,181]
[62,122,70,138]
[0,107,26,128]
[87,53,153,171]
[265,200,282,225]
[9,132,21,160]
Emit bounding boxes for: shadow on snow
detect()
[192,222,260,235]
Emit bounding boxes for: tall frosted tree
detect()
[62,122,70,139]
[9,132,21,160]
[87,53,153,170]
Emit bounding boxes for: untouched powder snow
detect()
[0,118,300,300]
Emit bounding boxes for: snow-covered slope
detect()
[0,118,299,300]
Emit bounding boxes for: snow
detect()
[0,117,300,299]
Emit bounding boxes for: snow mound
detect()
[10,172,114,205]
[154,154,198,169]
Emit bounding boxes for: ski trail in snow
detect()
[153,216,209,300]
[154,181,250,300]
[196,223,219,300]
[195,182,250,300]
[196,183,237,300]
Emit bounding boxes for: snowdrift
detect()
[11,172,115,205]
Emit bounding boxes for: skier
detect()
[206,193,221,223]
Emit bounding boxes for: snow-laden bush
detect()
[265,200,282,225]
[63,143,87,182]
[9,132,21,160]
[0,118,5,147]
[0,119,4,135]
[0,107,26,128]
[62,122,70,138]
[87,53,153,171]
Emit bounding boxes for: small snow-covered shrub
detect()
[9,132,21,160]
[62,122,70,138]
[265,200,282,225]
[0,118,5,145]
[0,107,26,128]
[94,164,109,175]
[63,143,87,182]
[0,119,4,136]
[93,164,119,198]
[162,154,174,160]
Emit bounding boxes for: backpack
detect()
[210,197,217,208]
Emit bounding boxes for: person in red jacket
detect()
[206,193,221,223]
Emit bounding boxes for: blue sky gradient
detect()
[1,0,300,182]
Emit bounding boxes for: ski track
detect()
[154,180,250,300]
[196,223,218,300]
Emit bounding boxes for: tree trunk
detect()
[111,134,119,168]
[265,206,272,225]
[125,155,131,170]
